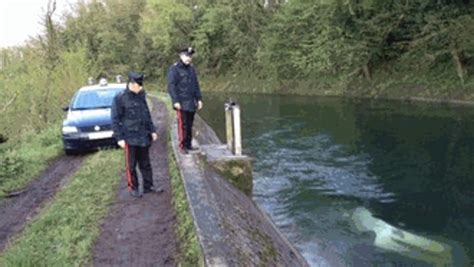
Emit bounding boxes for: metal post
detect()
[225,102,234,151]
[232,104,242,156]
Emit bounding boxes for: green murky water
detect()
[199,93,474,266]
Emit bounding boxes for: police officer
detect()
[167,46,203,154]
[111,72,159,198]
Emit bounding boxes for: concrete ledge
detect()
[199,144,253,196]
[170,113,308,266]
[194,115,253,195]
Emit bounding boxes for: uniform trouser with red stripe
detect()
[176,110,196,150]
[124,144,153,191]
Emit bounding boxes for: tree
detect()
[261,1,364,79]
[37,0,60,124]
[404,4,474,85]
[61,0,146,77]
[193,1,268,74]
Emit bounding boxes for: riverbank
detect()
[194,72,474,106]
[153,91,309,266]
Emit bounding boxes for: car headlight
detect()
[62,126,78,134]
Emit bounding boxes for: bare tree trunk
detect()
[0,93,18,114]
[41,0,58,125]
[363,64,371,81]
[451,49,466,87]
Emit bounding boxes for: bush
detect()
[0,124,62,197]
[0,151,25,188]
[0,48,91,140]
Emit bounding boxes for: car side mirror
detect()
[62,106,69,112]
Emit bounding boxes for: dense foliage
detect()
[1,0,473,140]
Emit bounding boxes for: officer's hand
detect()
[173,103,181,110]
[197,100,203,110]
[151,132,158,141]
[118,140,126,148]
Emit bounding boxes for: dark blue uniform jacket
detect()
[111,88,156,146]
[167,61,202,112]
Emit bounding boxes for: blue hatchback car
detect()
[62,79,125,154]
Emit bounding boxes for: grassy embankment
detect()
[151,69,474,105]
[0,149,122,266]
[196,71,474,104]
[154,92,204,266]
[0,126,63,198]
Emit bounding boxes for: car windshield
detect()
[71,88,123,110]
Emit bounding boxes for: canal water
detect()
[199,93,473,266]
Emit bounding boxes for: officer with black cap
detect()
[167,46,203,154]
[111,71,161,198]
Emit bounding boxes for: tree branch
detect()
[1,93,18,114]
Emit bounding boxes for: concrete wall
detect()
[171,113,308,266]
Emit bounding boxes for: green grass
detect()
[0,149,123,266]
[0,125,63,198]
[344,68,474,102]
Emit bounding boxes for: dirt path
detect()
[92,99,178,267]
[0,155,85,251]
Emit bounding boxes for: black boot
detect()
[144,186,164,193]
[130,190,142,198]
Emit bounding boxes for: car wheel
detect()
[65,149,77,156]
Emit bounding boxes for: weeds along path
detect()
[92,98,178,266]
[0,155,85,251]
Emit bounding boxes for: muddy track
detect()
[0,155,85,251]
[92,98,178,267]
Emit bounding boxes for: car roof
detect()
[78,83,127,92]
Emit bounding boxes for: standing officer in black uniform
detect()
[167,47,203,154]
[111,72,159,198]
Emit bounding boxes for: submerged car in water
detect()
[62,79,125,154]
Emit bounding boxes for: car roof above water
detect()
[78,83,126,92]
